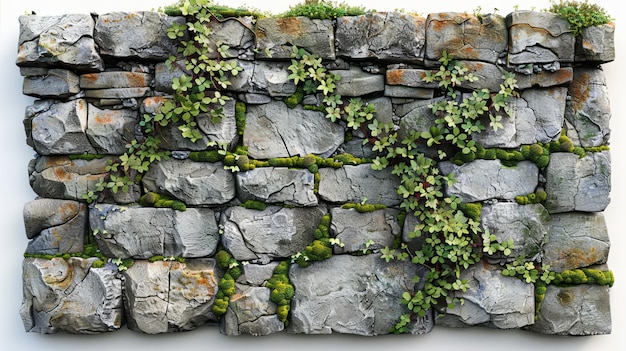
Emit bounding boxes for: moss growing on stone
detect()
[235,101,246,136]
[553,268,615,286]
[459,202,482,222]
[515,189,548,205]
[140,192,187,211]
[341,202,387,213]
[285,86,304,109]
[267,261,294,325]
[240,199,268,211]
[189,150,224,162]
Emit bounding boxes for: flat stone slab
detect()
[255,17,335,60]
[22,69,80,98]
[24,199,87,255]
[330,207,400,255]
[236,167,317,206]
[80,71,152,89]
[575,23,615,63]
[507,11,575,64]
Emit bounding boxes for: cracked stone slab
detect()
[236,167,317,206]
[564,68,611,147]
[507,11,575,64]
[437,262,535,329]
[222,285,283,336]
[545,151,611,213]
[22,69,80,98]
[575,23,615,63]
[196,98,240,150]
[86,104,138,154]
[142,158,236,205]
[439,160,539,202]
[94,12,184,60]
[24,199,87,255]
[220,206,325,262]
[329,66,385,97]
[123,259,219,334]
[255,17,335,60]
[330,207,400,254]
[543,212,610,271]
[249,61,296,97]
[288,254,433,335]
[79,71,153,89]
[514,67,573,90]
[318,164,402,206]
[16,14,104,71]
[20,257,123,334]
[29,156,110,200]
[244,101,344,159]
[425,12,508,64]
[336,12,425,62]
[204,17,256,60]
[90,204,220,259]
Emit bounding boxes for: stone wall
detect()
[17,9,614,337]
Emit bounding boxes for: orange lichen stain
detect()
[95,113,113,124]
[59,202,79,222]
[53,166,72,182]
[386,70,405,85]
[558,247,598,269]
[81,73,98,83]
[277,17,303,37]
[551,68,573,84]
[124,13,137,20]
[127,73,147,87]
[42,258,74,289]
[570,72,590,112]
[429,19,447,33]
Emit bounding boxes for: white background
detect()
[0,0,623,349]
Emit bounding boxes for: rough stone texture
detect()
[514,67,573,90]
[288,254,433,335]
[386,68,438,89]
[318,164,402,207]
[336,12,425,62]
[439,160,539,202]
[123,259,219,334]
[481,203,550,263]
[329,66,385,97]
[17,14,104,71]
[244,101,344,159]
[545,151,611,213]
[205,17,255,60]
[24,199,87,255]
[196,98,239,150]
[29,156,109,200]
[90,204,220,259]
[220,206,325,262]
[575,23,615,63]
[255,17,335,60]
[142,158,236,206]
[384,86,434,99]
[530,283,611,335]
[543,213,610,272]
[20,258,123,334]
[80,71,152,89]
[83,87,151,99]
[425,13,507,63]
[28,99,97,155]
[236,167,317,206]
[437,262,535,329]
[249,61,296,97]
[565,68,611,147]
[23,69,80,98]
[330,207,400,254]
[222,285,283,336]
[507,11,575,64]
[94,12,183,60]
[86,104,138,154]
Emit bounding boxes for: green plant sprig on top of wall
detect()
[546,0,613,36]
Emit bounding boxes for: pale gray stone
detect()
[514,67,573,90]
[545,151,611,213]
[95,12,184,60]
[238,93,272,105]
[20,258,123,334]
[205,17,255,59]
[543,213,610,271]
[524,87,567,143]
[425,12,507,64]
[575,23,615,63]
[80,71,152,89]
[29,99,96,155]
[439,160,539,202]
[239,262,279,286]
[250,61,297,97]
[385,68,438,89]
[23,198,85,239]
[244,101,344,159]
[123,259,219,334]
[24,199,87,255]
[222,285,283,336]
[330,207,400,254]
[196,98,239,150]
[220,206,325,262]
[330,66,385,97]
[83,87,151,99]
[255,17,335,60]
[154,60,186,93]
[565,68,611,147]
[29,156,110,200]
[384,86,434,99]
[481,203,550,263]
[341,137,374,159]
[86,104,138,154]
[318,164,402,207]
[23,69,80,98]
[90,204,220,259]
[17,14,103,71]
[142,158,236,205]
[437,262,535,329]
[507,11,575,64]
[530,284,611,335]
[236,167,317,206]
[336,12,425,62]
[288,254,433,335]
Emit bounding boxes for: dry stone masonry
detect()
[17,7,614,338]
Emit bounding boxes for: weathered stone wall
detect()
[18,9,614,337]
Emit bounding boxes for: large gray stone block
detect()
[222,285,283,336]
[330,207,400,254]
[80,71,153,89]
[24,199,87,255]
[86,104,138,154]
[507,11,575,64]
[255,17,335,60]
[329,66,385,97]
[22,69,80,98]
[236,167,317,206]
[575,23,615,63]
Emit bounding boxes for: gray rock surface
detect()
[250,61,297,97]
[439,160,539,202]
[123,259,219,334]
[20,257,123,334]
[543,212,610,271]
[80,71,152,89]
[545,151,611,213]
[288,254,433,335]
[330,207,400,254]
[565,68,611,147]
[237,167,317,206]
[336,12,425,62]
[86,104,138,154]
[24,199,87,255]
[29,156,110,200]
[23,198,85,239]
[142,158,236,205]
[575,23,615,63]
[330,66,385,97]
[90,204,220,259]
[205,17,255,60]
[318,164,402,206]
[23,69,80,98]
[17,14,103,71]
[222,285,283,336]
[507,11,575,64]
[220,206,325,262]
[94,12,183,60]
[425,12,507,63]
[83,87,151,99]
[196,98,239,150]
[244,101,344,159]
[255,17,335,60]
[514,67,573,90]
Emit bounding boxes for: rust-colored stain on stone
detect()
[95,113,113,124]
[558,247,598,270]
[386,70,405,85]
[127,73,148,87]
[81,73,98,83]
[570,72,590,112]
[557,290,574,305]
[277,17,303,37]
[53,166,72,182]
[59,202,80,222]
